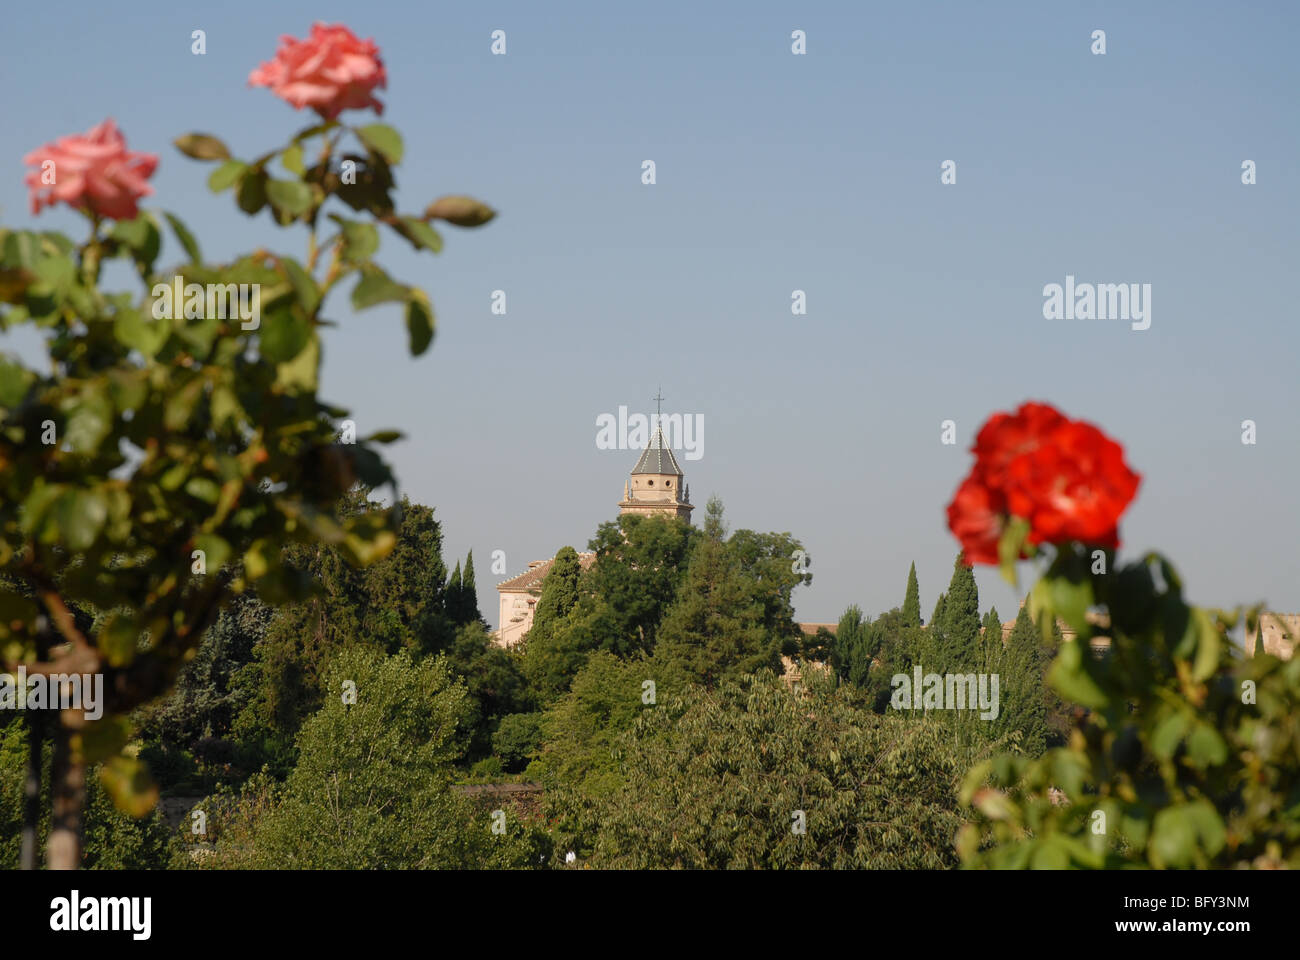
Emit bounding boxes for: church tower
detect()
[618,393,694,522]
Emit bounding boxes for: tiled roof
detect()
[631,426,684,476]
[496,552,595,594]
[798,622,838,635]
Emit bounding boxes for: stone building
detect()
[494,422,694,648]
[1245,613,1298,660]
[494,553,596,648]
[617,424,694,521]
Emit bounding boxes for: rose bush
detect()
[952,405,1300,869]
[0,22,493,868]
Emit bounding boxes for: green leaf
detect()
[100,756,158,818]
[208,160,247,193]
[292,120,340,143]
[393,216,443,254]
[162,212,202,265]
[1047,573,1094,635]
[282,143,305,176]
[266,179,314,218]
[164,377,205,431]
[115,307,169,359]
[997,516,1031,586]
[1151,710,1192,759]
[423,195,496,227]
[1190,607,1222,681]
[193,533,232,574]
[97,615,138,668]
[184,477,221,504]
[406,291,435,356]
[236,170,269,215]
[3,231,36,269]
[1046,637,1108,709]
[0,355,35,407]
[1185,722,1228,769]
[276,331,320,393]
[62,391,113,454]
[54,488,107,552]
[328,215,380,264]
[174,133,231,161]
[277,257,321,315]
[351,270,408,310]
[355,124,404,164]
[110,214,162,273]
[259,308,312,363]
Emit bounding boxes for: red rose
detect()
[970,402,1066,489]
[947,402,1141,564]
[23,119,158,220]
[946,473,1008,566]
[249,23,387,120]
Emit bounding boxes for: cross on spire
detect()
[653,387,664,423]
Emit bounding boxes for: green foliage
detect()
[520,545,587,704]
[0,721,175,869]
[492,712,544,773]
[533,652,657,805]
[902,561,921,628]
[443,621,531,759]
[961,549,1300,869]
[210,646,541,868]
[561,675,965,868]
[989,605,1050,758]
[831,604,868,684]
[653,499,798,687]
[232,492,454,751]
[938,554,981,675]
[573,514,696,657]
[1,107,491,851]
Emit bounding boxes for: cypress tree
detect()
[982,607,1003,669]
[461,550,480,624]
[446,561,463,623]
[901,562,921,628]
[833,605,869,684]
[939,554,981,675]
[997,605,1049,757]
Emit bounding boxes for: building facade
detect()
[494,424,694,648]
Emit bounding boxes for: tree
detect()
[444,621,531,759]
[564,674,965,868]
[902,562,921,628]
[981,606,1003,670]
[0,54,494,866]
[560,513,696,661]
[461,550,481,624]
[831,605,868,684]
[653,499,787,687]
[211,647,544,868]
[992,605,1050,757]
[938,554,981,675]
[446,561,463,622]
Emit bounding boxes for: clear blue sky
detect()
[3,1,1297,628]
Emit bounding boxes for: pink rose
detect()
[23,119,158,220]
[249,23,387,120]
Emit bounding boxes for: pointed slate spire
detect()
[631,424,684,476]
